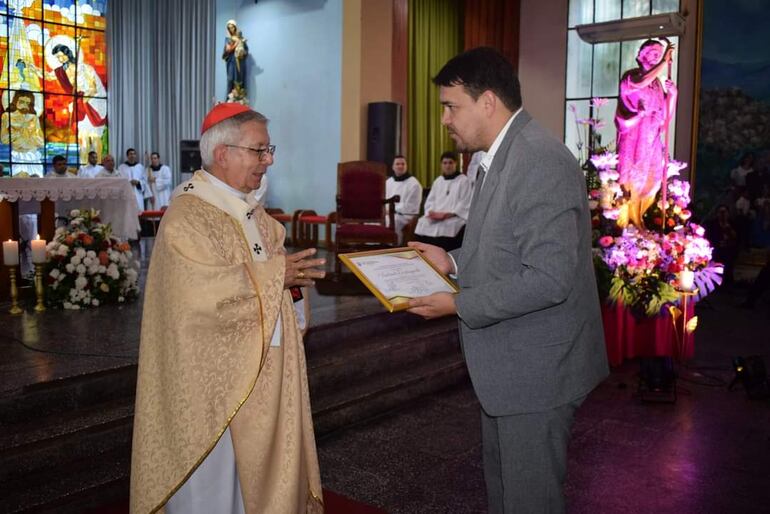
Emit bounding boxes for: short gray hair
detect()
[199,110,269,168]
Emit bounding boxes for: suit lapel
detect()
[461,110,532,269]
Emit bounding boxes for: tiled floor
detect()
[2,240,769,513]
[316,288,770,514]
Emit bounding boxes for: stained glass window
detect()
[0,0,107,176]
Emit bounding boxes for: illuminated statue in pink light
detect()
[615,39,678,228]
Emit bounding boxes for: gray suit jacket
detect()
[451,110,608,417]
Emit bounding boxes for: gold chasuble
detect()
[131,171,323,513]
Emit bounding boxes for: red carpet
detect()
[87,489,387,514]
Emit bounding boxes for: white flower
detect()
[83,257,93,267]
[63,301,73,309]
[86,250,96,258]
[126,269,138,282]
[76,248,86,258]
[58,245,69,256]
[75,276,88,290]
[69,209,81,218]
[65,263,75,273]
[118,296,125,303]
[98,265,106,274]
[107,263,120,279]
[76,264,86,274]
[92,299,100,307]
[49,269,60,279]
[88,265,99,275]
[70,255,81,265]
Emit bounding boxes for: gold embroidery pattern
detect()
[131,195,322,513]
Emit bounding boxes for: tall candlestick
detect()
[31,235,47,264]
[34,263,46,312]
[3,239,19,266]
[679,269,695,291]
[8,266,23,315]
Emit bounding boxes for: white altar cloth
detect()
[0,178,141,241]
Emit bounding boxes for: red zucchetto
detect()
[200,102,252,135]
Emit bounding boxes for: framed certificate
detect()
[339,247,459,312]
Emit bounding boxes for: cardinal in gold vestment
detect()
[130,105,325,513]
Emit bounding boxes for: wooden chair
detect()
[265,208,295,245]
[139,208,166,237]
[332,160,398,274]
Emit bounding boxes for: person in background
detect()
[147,152,173,209]
[96,154,119,177]
[385,154,422,244]
[413,151,472,251]
[44,155,71,178]
[78,151,104,178]
[118,148,146,210]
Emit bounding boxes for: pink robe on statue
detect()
[615,73,667,200]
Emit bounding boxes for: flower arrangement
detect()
[575,98,723,318]
[44,209,140,310]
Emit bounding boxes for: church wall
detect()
[215,0,343,217]
[341,0,395,162]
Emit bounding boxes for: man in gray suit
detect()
[408,47,609,513]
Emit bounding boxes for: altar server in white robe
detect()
[146,152,173,208]
[385,155,422,244]
[78,151,104,178]
[118,148,146,210]
[96,154,120,177]
[44,155,73,178]
[414,151,472,251]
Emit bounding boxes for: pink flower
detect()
[590,152,619,170]
[666,160,688,178]
[591,97,609,108]
[599,236,614,247]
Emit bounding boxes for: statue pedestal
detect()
[601,302,695,367]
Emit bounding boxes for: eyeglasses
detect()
[225,144,276,162]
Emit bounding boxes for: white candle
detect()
[3,239,19,266]
[31,235,47,264]
[679,269,695,291]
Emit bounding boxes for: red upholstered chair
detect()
[333,161,398,273]
[265,208,297,245]
[139,209,165,236]
[295,210,333,249]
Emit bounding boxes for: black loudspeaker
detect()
[179,140,201,174]
[367,102,402,167]
[638,357,676,403]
